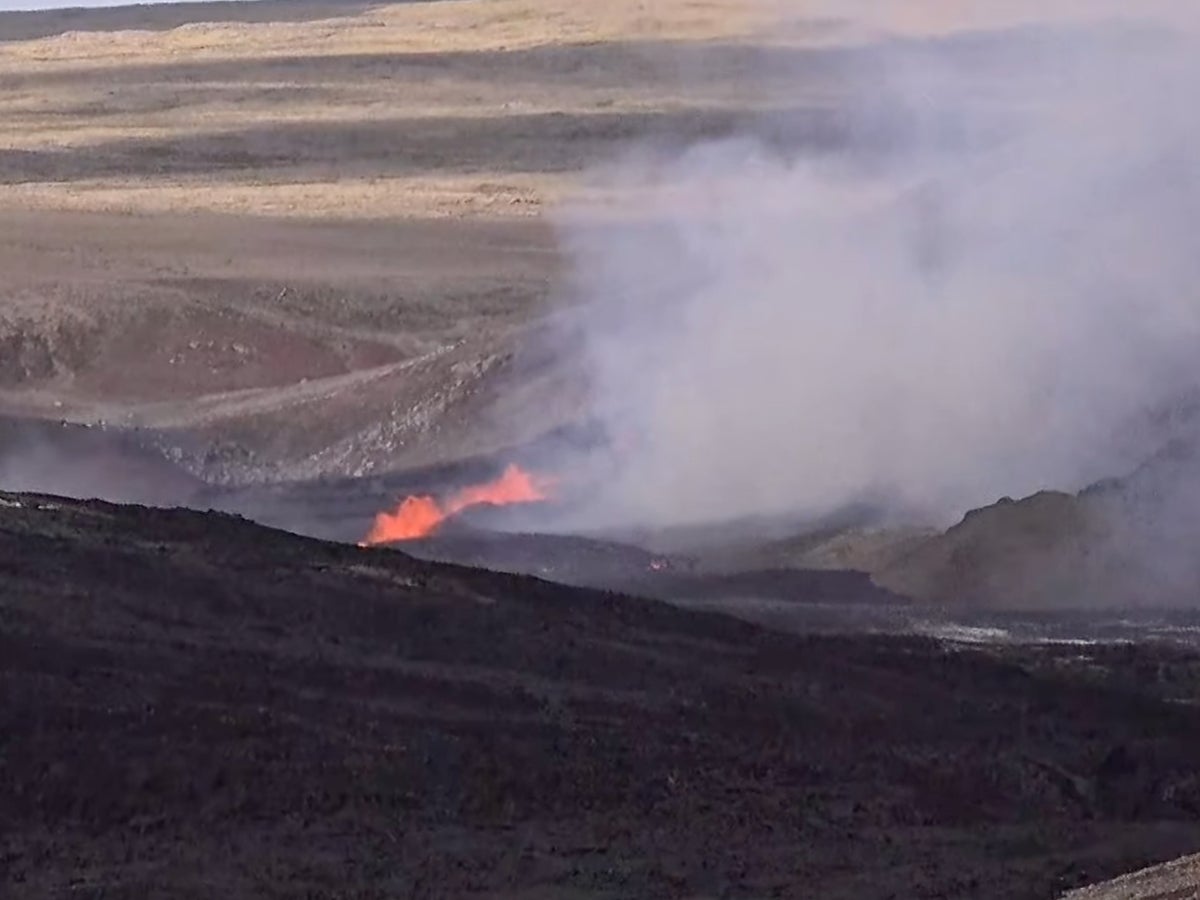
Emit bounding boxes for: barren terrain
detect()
[6,492,1200,899]
[4,0,1200,896]
[0,0,793,488]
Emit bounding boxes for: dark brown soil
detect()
[3,493,1200,899]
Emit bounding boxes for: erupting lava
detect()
[361,463,553,545]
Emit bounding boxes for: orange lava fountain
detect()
[361,463,554,545]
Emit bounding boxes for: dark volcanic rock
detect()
[2,492,1200,898]
[405,525,907,607]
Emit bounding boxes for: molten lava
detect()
[361,463,553,545]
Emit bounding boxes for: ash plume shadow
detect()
[7,29,1119,90]
[0,107,843,185]
[2,40,846,89]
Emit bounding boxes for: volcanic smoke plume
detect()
[550,1,1200,532]
[362,464,554,544]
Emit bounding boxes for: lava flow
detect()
[361,463,554,545]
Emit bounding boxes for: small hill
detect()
[877,437,1200,609]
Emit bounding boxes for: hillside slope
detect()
[878,437,1200,609]
[3,492,1200,897]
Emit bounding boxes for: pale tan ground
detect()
[1063,851,1200,899]
[9,0,1193,551]
[0,0,857,484]
[7,0,1151,486]
[0,0,830,221]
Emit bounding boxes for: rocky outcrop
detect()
[1064,851,1200,899]
[876,436,1200,609]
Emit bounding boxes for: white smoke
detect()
[551,2,1200,531]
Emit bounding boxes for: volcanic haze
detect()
[549,0,1200,534]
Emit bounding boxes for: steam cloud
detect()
[553,2,1200,531]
